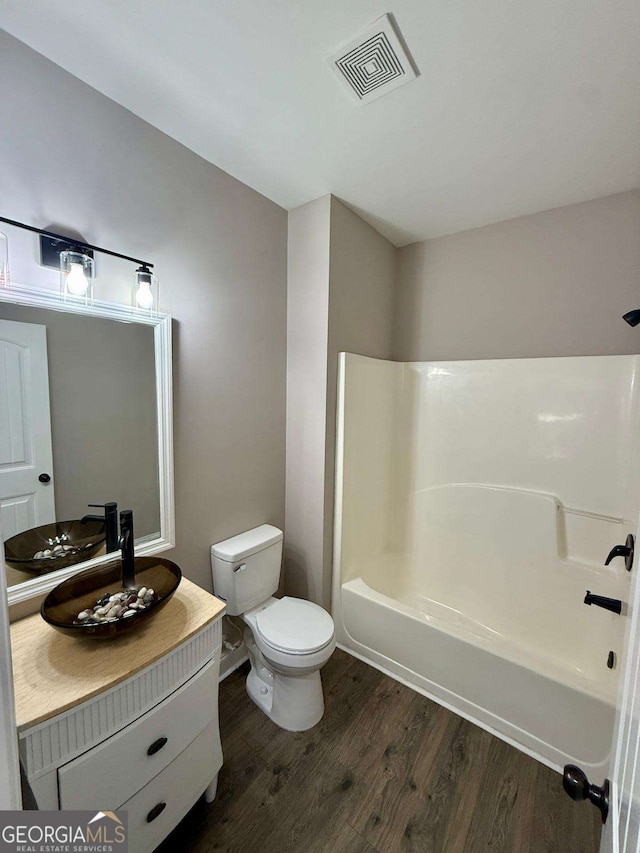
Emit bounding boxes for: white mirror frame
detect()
[0,284,175,607]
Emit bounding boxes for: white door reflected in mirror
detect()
[0,319,55,540]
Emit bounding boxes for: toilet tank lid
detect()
[211,524,283,562]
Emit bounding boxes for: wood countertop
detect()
[10,577,225,732]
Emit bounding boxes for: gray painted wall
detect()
[285,196,395,609]
[0,32,287,594]
[394,190,640,361]
[284,196,331,604]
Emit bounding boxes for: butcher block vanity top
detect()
[11,577,225,731]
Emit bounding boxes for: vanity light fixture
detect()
[0,215,156,309]
[133,264,159,315]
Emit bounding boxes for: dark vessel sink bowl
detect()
[41,556,182,639]
[4,520,106,575]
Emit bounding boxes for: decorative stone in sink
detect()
[4,520,106,575]
[76,585,157,625]
[41,556,181,639]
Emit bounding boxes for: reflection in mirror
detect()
[0,302,160,589]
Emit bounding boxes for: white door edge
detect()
[0,529,21,809]
[601,510,640,853]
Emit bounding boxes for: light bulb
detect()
[136,281,154,309]
[66,262,89,296]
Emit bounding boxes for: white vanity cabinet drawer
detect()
[122,721,220,853]
[58,658,219,810]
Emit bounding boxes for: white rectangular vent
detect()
[326,14,418,105]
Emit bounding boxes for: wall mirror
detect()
[0,285,174,606]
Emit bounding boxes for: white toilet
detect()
[211,524,335,731]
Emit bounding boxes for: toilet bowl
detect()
[211,525,335,731]
[243,597,335,730]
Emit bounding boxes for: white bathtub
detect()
[339,573,617,777]
[333,354,638,777]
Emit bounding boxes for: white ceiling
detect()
[1,0,639,246]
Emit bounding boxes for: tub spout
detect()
[584,591,623,614]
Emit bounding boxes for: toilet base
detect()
[245,634,325,731]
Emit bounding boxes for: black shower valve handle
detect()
[604,534,635,572]
[605,544,629,564]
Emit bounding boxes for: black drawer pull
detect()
[147,737,168,756]
[146,802,166,823]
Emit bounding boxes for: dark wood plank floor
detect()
[157,650,601,853]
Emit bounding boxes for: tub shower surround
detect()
[333,353,640,777]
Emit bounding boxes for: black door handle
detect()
[605,534,635,572]
[38,473,51,483]
[563,765,609,823]
[584,591,623,614]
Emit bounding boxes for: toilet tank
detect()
[210,524,283,615]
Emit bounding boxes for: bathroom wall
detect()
[324,198,396,599]
[285,196,331,605]
[0,32,287,595]
[394,190,640,361]
[285,197,395,608]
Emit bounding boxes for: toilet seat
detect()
[254,597,334,655]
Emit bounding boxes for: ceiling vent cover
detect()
[326,14,418,105]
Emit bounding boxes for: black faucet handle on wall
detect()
[604,534,635,572]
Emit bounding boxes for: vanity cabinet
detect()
[11,578,225,853]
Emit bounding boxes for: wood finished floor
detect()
[157,650,601,853]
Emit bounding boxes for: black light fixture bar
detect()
[0,215,154,269]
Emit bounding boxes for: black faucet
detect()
[81,502,119,552]
[119,509,137,590]
[584,591,623,614]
